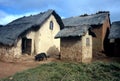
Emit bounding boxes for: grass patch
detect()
[0,62,120,81]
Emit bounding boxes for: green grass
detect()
[0,62,120,81]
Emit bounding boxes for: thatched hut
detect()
[55,25,95,63]
[0,9,64,61]
[62,11,111,56]
[108,21,120,56]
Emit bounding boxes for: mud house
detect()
[55,25,95,63]
[0,10,64,61]
[62,11,111,56]
[108,21,120,56]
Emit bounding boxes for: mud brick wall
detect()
[0,40,21,62]
[92,17,110,55]
[60,32,92,63]
[92,27,102,54]
[60,37,82,62]
[81,33,92,63]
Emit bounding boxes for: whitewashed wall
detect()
[82,31,92,63]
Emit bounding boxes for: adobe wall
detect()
[102,16,110,46]
[0,40,22,62]
[60,37,82,62]
[34,14,60,56]
[81,32,92,63]
[92,26,102,54]
[102,16,111,55]
[92,16,110,55]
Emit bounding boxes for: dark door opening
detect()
[114,39,120,56]
[22,38,32,55]
[103,28,110,55]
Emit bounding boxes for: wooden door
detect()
[26,39,32,54]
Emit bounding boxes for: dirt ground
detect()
[0,54,120,79]
[0,55,60,79]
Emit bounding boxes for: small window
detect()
[110,39,115,43]
[50,21,53,30]
[86,38,90,46]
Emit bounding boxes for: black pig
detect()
[35,53,47,61]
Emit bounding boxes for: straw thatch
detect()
[62,12,109,27]
[55,25,96,38]
[0,9,64,46]
[109,21,120,39]
[55,25,90,38]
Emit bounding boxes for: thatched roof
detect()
[0,9,64,46]
[109,21,120,39]
[0,25,3,27]
[55,12,109,38]
[55,25,93,38]
[63,12,109,27]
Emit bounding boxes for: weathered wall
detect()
[60,32,92,63]
[34,14,60,56]
[0,40,22,62]
[92,26,102,54]
[102,16,110,47]
[92,16,110,55]
[102,17,110,45]
[102,16,111,55]
[82,32,92,63]
[60,37,82,62]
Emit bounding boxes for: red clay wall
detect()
[92,26,102,54]
[102,16,110,54]
[92,16,110,55]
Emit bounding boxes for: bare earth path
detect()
[0,56,58,79]
[0,54,120,79]
[0,61,29,78]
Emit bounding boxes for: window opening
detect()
[50,21,53,30]
[86,38,90,46]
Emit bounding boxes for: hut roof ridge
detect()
[62,12,109,27]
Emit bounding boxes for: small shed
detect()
[108,21,120,56]
[62,11,111,55]
[55,25,94,63]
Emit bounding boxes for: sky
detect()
[0,0,120,25]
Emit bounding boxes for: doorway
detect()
[22,38,32,55]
